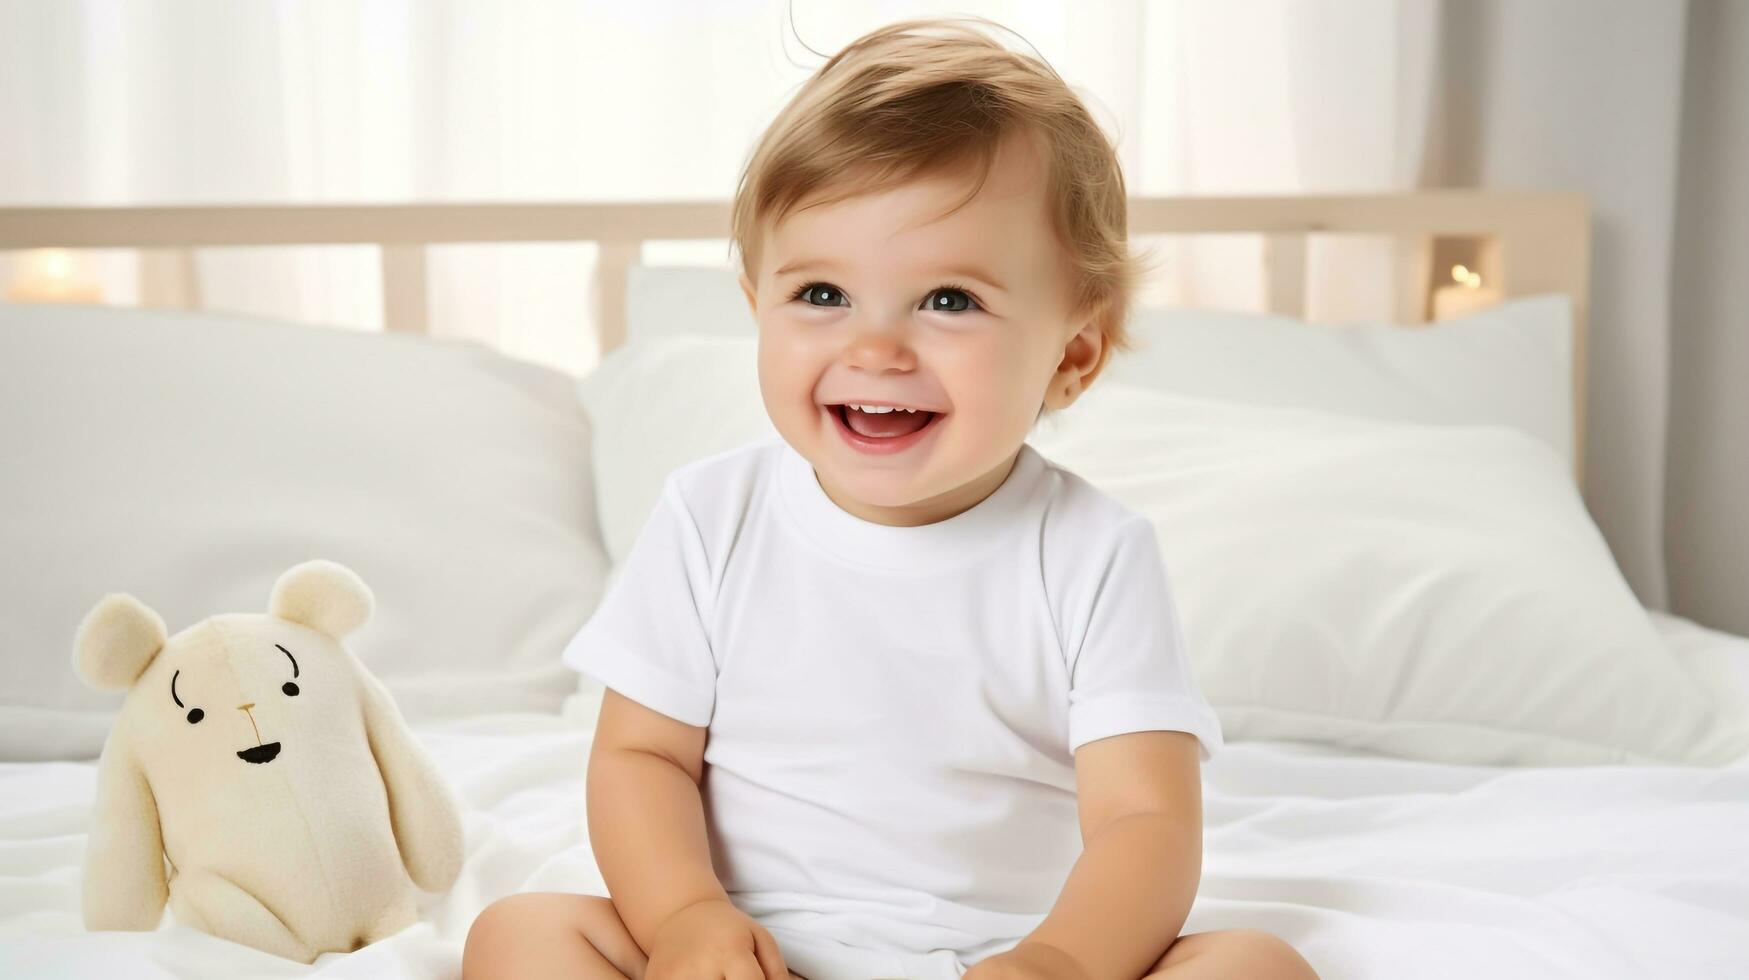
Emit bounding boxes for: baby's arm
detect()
[587,688,732,950]
[1014,730,1204,979]
[589,688,795,980]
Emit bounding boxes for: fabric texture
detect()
[74,561,463,963]
[1107,295,1574,464]
[579,333,776,566]
[1029,383,1748,766]
[565,437,1220,956]
[0,303,610,761]
[2,639,1748,979]
[760,921,1014,980]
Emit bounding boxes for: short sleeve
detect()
[562,481,717,727]
[1065,517,1223,760]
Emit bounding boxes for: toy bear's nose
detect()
[238,702,255,711]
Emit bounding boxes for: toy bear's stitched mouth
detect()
[238,742,281,764]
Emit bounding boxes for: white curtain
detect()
[1666,0,1749,638]
[1,0,1740,629]
[0,0,1443,352]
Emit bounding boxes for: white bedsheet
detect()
[3,613,1746,980]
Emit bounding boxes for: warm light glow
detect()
[44,249,76,280]
[1449,264,1483,290]
[5,248,104,304]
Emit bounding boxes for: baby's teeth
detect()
[853,404,895,414]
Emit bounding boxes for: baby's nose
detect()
[237,702,255,711]
[843,331,917,373]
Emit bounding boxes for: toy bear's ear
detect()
[73,594,169,691]
[269,560,374,638]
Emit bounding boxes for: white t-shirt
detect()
[564,437,1222,956]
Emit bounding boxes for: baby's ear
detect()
[269,560,374,638]
[73,594,169,691]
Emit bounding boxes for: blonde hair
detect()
[731,17,1142,359]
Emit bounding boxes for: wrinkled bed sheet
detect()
[3,613,1746,979]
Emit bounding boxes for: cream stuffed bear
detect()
[73,560,464,962]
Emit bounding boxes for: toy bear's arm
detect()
[356,665,465,893]
[83,727,169,930]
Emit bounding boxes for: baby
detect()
[465,18,1316,980]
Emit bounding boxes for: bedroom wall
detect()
[1667,0,1749,637]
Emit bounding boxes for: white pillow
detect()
[0,304,611,760]
[579,335,1746,765]
[580,334,775,565]
[622,265,1573,463]
[1029,383,1745,766]
[1110,295,1575,464]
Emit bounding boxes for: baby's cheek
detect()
[939,384,1042,482]
[943,341,1048,424]
[756,328,836,449]
[756,327,813,395]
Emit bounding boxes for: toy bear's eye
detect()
[186,707,204,725]
[282,681,299,697]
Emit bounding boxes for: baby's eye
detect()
[923,287,979,314]
[186,707,204,725]
[795,283,848,307]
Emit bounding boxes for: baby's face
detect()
[741,133,1102,526]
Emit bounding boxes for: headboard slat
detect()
[380,245,429,334]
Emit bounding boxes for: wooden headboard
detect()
[0,190,1590,464]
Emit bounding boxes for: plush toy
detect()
[72,560,464,962]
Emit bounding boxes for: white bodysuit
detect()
[565,437,1222,979]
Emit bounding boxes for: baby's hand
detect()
[963,941,1093,980]
[645,897,791,980]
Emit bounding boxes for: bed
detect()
[1,193,1745,980]
[1,631,1745,980]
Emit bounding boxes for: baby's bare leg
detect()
[464,893,649,980]
[462,892,808,980]
[1142,928,1318,980]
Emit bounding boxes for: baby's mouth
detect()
[831,403,939,439]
